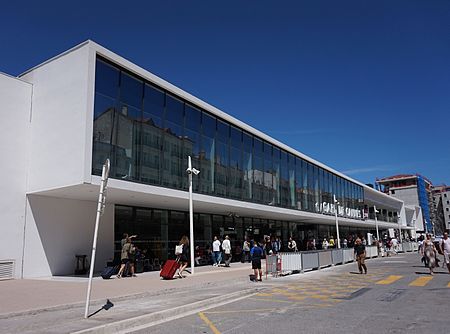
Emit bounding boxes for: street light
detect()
[333,195,341,249]
[374,206,380,242]
[186,156,200,275]
[397,212,403,243]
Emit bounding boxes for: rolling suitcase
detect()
[101,265,118,279]
[160,259,180,279]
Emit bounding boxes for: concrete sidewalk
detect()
[0,262,265,334]
[0,262,255,317]
[0,255,394,334]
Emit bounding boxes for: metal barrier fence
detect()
[301,251,319,271]
[343,248,354,263]
[366,246,378,258]
[318,250,333,268]
[331,249,344,265]
[265,255,281,277]
[263,242,418,277]
[278,252,302,272]
[401,242,415,252]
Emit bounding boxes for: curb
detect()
[71,287,262,334]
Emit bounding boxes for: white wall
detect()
[20,44,95,192]
[391,187,419,207]
[0,74,32,278]
[23,195,113,277]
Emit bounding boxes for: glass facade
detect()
[114,205,375,269]
[93,57,364,219]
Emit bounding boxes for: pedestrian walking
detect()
[441,232,450,274]
[117,237,136,278]
[322,238,329,250]
[212,236,221,266]
[250,241,263,282]
[287,237,298,252]
[242,239,251,262]
[354,238,367,274]
[222,235,232,267]
[422,234,437,275]
[177,235,190,278]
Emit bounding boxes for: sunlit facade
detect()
[0,41,408,278]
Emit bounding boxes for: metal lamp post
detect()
[397,212,403,243]
[84,159,110,319]
[186,156,200,275]
[374,206,380,242]
[333,195,341,249]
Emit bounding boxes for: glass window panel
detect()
[230,126,242,148]
[200,136,215,194]
[252,155,263,202]
[114,111,139,180]
[313,165,319,212]
[302,160,309,210]
[165,94,184,125]
[185,104,201,131]
[323,170,329,204]
[243,150,252,200]
[202,112,216,138]
[140,122,162,185]
[95,59,119,98]
[307,163,314,211]
[280,151,288,207]
[253,138,263,156]
[217,120,229,143]
[319,168,324,209]
[229,146,243,199]
[243,132,252,152]
[120,72,143,109]
[264,143,273,204]
[144,84,165,120]
[295,157,303,210]
[93,94,116,175]
[215,141,228,196]
[162,119,183,188]
[273,147,281,205]
[288,154,296,208]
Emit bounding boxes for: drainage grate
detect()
[0,260,15,280]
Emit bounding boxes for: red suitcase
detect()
[160,259,180,279]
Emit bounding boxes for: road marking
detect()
[206,308,277,314]
[448,282,450,288]
[409,276,433,287]
[376,275,403,285]
[198,312,221,334]
[250,297,296,304]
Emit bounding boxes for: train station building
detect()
[1,41,415,279]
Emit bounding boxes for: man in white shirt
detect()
[441,232,450,274]
[212,236,222,266]
[222,235,232,267]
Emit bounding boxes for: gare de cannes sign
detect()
[315,201,363,219]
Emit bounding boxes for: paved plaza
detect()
[1,252,449,334]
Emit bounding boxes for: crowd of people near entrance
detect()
[113,229,450,280]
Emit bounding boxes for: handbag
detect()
[175,244,183,255]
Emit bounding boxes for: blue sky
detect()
[2,0,449,185]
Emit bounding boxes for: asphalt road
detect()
[134,252,450,334]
